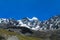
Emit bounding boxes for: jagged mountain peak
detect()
[0,16,60,31]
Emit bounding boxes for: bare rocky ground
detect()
[7,36,19,40]
[30,29,60,40]
[0,29,60,40]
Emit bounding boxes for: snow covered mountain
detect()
[0,15,60,31]
[17,17,41,31]
[0,18,19,28]
[17,15,60,31]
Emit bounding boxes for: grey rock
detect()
[7,36,19,40]
[0,35,6,40]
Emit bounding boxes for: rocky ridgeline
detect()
[0,15,60,31]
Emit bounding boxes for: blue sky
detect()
[0,0,60,21]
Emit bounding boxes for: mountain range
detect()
[0,15,60,31]
[0,15,60,40]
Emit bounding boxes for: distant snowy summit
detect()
[0,15,60,31]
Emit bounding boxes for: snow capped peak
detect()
[17,17,40,30]
[27,17,38,21]
[32,17,38,20]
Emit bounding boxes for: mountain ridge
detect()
[0,15,60,31]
